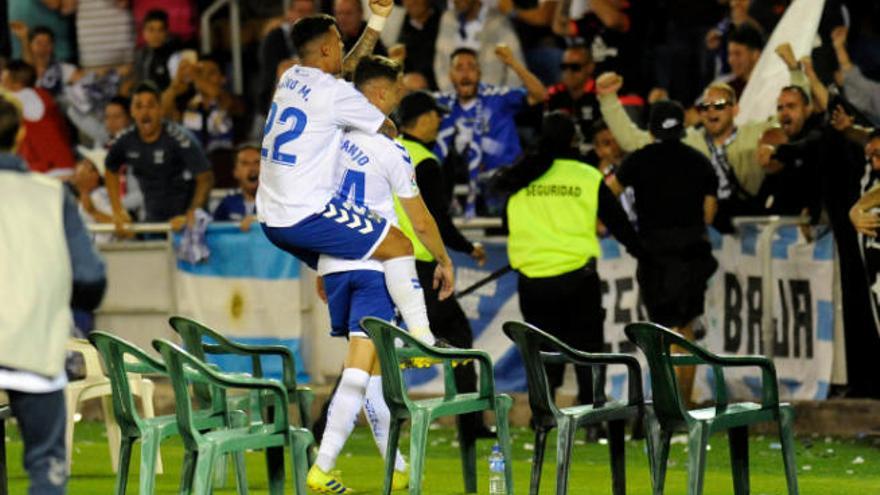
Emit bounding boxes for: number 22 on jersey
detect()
[262,102,308,166]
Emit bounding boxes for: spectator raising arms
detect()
[105,82,213,233]
[9,24,81,98]
[435,46,547,216]
[595,42,810,231]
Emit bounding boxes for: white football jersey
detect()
[256,65,386,227]
[317,130,419,275]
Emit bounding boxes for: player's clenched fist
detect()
[369,0,393,18]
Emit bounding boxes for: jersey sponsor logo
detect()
[340,139,370,166]
[525,183,583,197]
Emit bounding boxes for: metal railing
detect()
[201,0,243,94]
[86,217,503,235]
[731,215,810,359]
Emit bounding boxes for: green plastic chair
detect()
[153,339,314,495]
[360,317,514,495]
[88,331,249,495]
[624,322,799,495]
[502,321,646,495]
[168,316,314,430]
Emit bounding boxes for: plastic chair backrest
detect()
[501,321,564,422]
[359,318,414,414]
[89,332,165,437]
[168,317,225,405]
[152,339,212,450]
[624,322,694,426]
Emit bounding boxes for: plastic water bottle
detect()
[488,444,506,495]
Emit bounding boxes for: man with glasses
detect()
[546,43,643,155]
[594,42,810,231]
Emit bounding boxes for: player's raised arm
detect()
[341,0,393,78]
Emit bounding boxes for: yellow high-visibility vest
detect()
[393,136,436,262]
[507,158,602,278]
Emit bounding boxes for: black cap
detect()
[396,91,450,127]
[649,100,686,141]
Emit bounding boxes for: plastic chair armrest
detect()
[202,342,298,389]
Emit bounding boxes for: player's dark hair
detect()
[0,96,21,150]
[728,23,765,51]
[450,47,478,63]
[132,80,161,101]
[28,25,55,43]
[4,59,36,87]
[291,14,337,54]
[143,9,169,28]
[353,55,402,89]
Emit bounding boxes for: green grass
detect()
[6,421,880,494]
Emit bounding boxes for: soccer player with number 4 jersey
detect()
[307,55,455,494]
[256,8,454,350]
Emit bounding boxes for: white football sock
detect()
[315,368,370,472]
[382,256,435,345]
[363,375,407,471]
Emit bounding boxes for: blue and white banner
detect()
[409,227,835,402]
[174,225,309,382]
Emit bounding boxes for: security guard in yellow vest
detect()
[497,112,644,409]
[393,90,495,439]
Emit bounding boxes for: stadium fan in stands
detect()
[595,42,809,232]
[755,85,822,218]
[832,25,880,126]
[8,23,80,97]
[0,59,75,177]
[497,0,561,86]
[592,119,636,226]
[716,22,765,99]
[704,0,762,84]
[545,43,598,148]
[213,143,260,231]
[435,46,547,216]
[433,0,525,93]
[161,54,243,156]
[105,81,213,233]
[396,0,441,90]
[104,95,132,141]
[552,0,646,99]
[335,0,388,57]
[0,93,106,495]
[130,10,179,91]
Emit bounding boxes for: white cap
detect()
[77,145,108,176]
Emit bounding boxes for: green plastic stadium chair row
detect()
[502,320,800,495]
[88,316,315,495]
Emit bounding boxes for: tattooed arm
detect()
[341,0,393,79]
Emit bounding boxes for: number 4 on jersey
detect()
[262,102,308,166]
